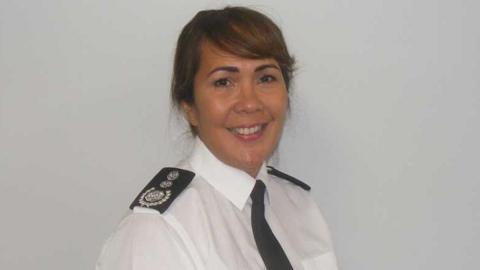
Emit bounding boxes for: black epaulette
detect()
[129,167,195,213]
[267,166,311,191]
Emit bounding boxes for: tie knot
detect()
[250,180,266,204]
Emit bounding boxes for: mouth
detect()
[227,123,267,141]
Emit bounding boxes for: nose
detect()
[233,82,264,114]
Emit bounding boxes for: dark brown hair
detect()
[170,6,295,109]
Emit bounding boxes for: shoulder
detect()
[96,211,194,270]
[129,167,196,214]
[267,166,311,191]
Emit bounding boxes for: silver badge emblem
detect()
[139,187,171,207]
[159,180,173,188]
[167,170,179,181]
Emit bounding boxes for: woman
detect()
[97,6,338,270]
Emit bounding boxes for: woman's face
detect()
[182,41,288,177]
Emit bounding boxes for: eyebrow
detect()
[207,66,239,76]
[207,64,280,76]
[255,64,280,72]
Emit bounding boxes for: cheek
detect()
[195,96,231,126]
[270,93,289,121]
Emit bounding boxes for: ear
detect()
[180,101,199,126]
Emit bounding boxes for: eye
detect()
[214,78,232,88]
[259,75,277,84]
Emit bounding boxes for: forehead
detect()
[197,41,279,71]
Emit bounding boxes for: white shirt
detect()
[96,138,338,270]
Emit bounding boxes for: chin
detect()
[236,150,267,172]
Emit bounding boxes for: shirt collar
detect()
[188,137,270,210]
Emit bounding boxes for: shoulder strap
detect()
[267,166,311,191]
[129,167,195,213]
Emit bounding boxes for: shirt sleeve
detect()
[96,209,196,270]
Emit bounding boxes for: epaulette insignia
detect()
[129,167,195,213]
[267,166,311,191]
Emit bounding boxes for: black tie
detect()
[250,180,293,270]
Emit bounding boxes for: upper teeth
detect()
[232,125,262,135]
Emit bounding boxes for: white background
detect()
[1,1,479,269]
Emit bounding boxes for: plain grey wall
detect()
[1,0,479,269]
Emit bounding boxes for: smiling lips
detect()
[228,124,267,141]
